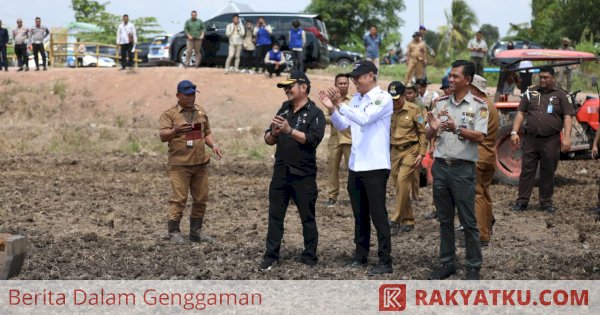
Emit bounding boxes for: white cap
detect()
[471,74,487,94]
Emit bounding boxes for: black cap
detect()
[346,60,378,77]
[277,71,311,88]
[441,76,450,89]
[387,81,405,100]
[412,32,421,38]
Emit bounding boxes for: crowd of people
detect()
[0,17,50,71]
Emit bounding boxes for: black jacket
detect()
[0,28,8,47]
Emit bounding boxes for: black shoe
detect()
[512,202,528,212]
[24,67,29,71]
[259,259,277,271]
[389,220,400,235]
[119,67,126,71]
[43,66,47,71]
[326,199,337,207]
[466,267,481,280]
[348,259,368,269]
[35,67,40,71]
[368,263,393,276]
[189,218,214,243]
[167,220,187,245]
[17,67,23,72]
[428,265,456,280]
[424,210,438,220]
[400,224,414,233]
[299,256,318,267]
[541,206,556,213]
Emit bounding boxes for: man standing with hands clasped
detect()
[426,60,487,280]
[159,80,222,245]
[319,60,394,276]
[260,71,325,271]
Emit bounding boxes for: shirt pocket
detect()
[460,112,476,129]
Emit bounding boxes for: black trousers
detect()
[517,134,561,208]
[0,45,7,69]
[291,49,303,72]
[32,43,46,68]
[14,44,27,68]
[242,49,254,69]
[266,63,283,76]
[264,166,319,263]
[255,45,269,73]
[347,169,392,264]
[120,43,134,68]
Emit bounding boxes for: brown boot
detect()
[167,220,187,245]
[189,218,214,243]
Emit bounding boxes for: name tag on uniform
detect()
[186,140,194,148]
[547,97,555,114]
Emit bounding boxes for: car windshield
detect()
[152,36,169,45]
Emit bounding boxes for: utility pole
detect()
[419,0,424,26]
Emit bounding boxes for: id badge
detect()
[186,140,194,148]
[547,97,555,114]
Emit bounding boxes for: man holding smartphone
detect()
[260,71,325,271]
[159,80,222,245]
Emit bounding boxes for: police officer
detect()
[319,60,394,276]
[426,60,487,280]
[388,81,427,234]
[471,75,499,246]
[325,74,352,207]
[159,80,223,244]
[260,71,325,271]
[511,66,574,213]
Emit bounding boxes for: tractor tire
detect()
[494,125,540,186]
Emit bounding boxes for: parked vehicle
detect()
[328,44,362,67]
[148,35,174,65]
[170,12,330,70]
[487,40,544,60]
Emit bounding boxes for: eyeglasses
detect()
[283,83,297,90]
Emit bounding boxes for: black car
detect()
[170,12,330,70]
[488,40,544,60]
[328,44,362,67]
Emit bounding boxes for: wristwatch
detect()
[510,131,518,135]
[453,126,461,135]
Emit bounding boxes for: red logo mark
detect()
[379,284,407,311]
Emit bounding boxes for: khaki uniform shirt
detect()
[407,40,426,61]
[325,96,352,145]
[478,99,500,165]
[430,92,489,162]
[390,101,428,156]
[159,104,212,166]
[518,85,574,137]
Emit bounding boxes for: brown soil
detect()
[1,68,600,280]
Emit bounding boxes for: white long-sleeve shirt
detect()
[116,22,137,45]
[331,85,393,172]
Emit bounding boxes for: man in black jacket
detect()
[0,20,8,71]
[260,71,325,271]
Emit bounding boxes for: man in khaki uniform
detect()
[471,75,499,246]
[325,74,352,207]
[159,80,222,244]
[404,32,426,84]
[388,81,427,234]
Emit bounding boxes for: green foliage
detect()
[424,31,442,55]
[437,0,479,63]
[53,80,67,101]
[71,0,163,44]
[479,23,499,46]
[305,0,405,54]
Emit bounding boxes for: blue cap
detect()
[177,80,198,94]
[441,76,450,89]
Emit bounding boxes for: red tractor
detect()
[420,49,599,186]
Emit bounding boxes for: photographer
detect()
[253,17,272,74]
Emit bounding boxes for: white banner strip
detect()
[0,280,597,314]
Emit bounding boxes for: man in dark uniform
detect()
[159,80,223,244]
[260,71,325,271]
[426,60,488,280]
[388,81,427,234]
[592,124,600,213]
[511,66,574,213]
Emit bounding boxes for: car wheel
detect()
[283,51,293,72]
[178,48,196,66]
[88,63,97,67]
[337,58,352,68]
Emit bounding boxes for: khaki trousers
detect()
[404,59,424,84]
[225,44,243,70]
[167,163,208,221]
[390,145,418,225]
[186,39,202,67]
[327,143,351,200]
[475,162,495,241]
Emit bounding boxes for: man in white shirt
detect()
[224,14,245,73]
[319,60,394,276]
[467,31,487,77]
[116,14,137,70]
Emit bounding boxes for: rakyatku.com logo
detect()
[379,284,407,311]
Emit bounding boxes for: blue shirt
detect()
[363,33,382,59]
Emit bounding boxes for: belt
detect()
[435,158,474,167]
[393,141,419,151]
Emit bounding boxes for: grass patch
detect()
[52,80,67,101]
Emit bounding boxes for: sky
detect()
[0,0,532,47]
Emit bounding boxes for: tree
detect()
[71,0,163,44]
[305,0,405,53]
[479,23,499,46]
[437,0,478,61]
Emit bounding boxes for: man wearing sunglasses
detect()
[260,71,325,271]
[159,80,222,245]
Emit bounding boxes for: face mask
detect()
[273,49,279,53]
